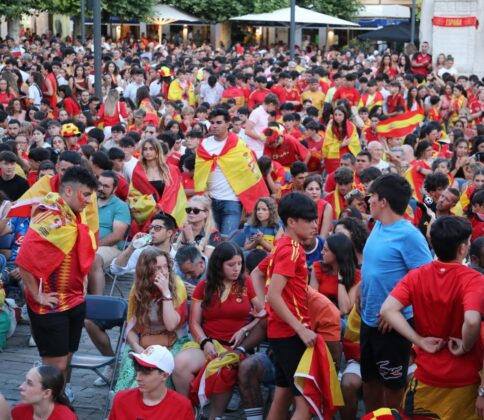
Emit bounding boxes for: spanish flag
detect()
[294,335,344,420]
[194,132,269,212]
[342,306,361,362]
[452,184,475,216]
[404,160,431,202]
[184,340,242,407]
[8,174,99,237]
[325,187,346,220]
[15,193,96,312]
[362,407,440,420]
[376,111,424,138]
[128,163,187,232]
[359,91,384,112]
[322,121,361,174]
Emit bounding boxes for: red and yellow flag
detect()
[343,306,361,362]
[194,132,269,212]
[294,335,344,420]
[7,174,99,237]
[376,111,424,138]
[16,192,97,282]
[322,121,361,174]
[362,407,440,420]
[128,163,187,231]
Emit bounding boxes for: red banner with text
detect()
[432,16,478,28]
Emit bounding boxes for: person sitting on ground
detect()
[11,365,76,420]
[109,345,194,420]
[114,248,188,392]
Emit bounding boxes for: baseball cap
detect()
[262,127,283,144]
[61,123,81,137]
[159,66,172,78]
[129,345,174,374]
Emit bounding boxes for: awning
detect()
[229,5,359,28]
[149,4,203,25]
[358,23,419,43]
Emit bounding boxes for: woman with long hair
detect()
[173,242,263,419]
[103,61,121,86]
[57,85,81,118]
[175,195,220,256]
[6,98,26,122]
[449,84,468,127]
[243,197,283,252]
[11,365,76,419]
[334,216,369,266]
[310,233,360,315]
[398,54,411,74]
[404,140,434,202]
[41,62,58,117]
[406,86,423,113]
[135,85,159,126]
[322,106,361,174]
[96,89,128,137]
[68,64,91,99]
[28,71,44,108]
[303,175,333,238]
[377,54,397,79]
[128,137,187,233]
[0,78,15,107]
[450,138,470,178]
[114,248,188,392]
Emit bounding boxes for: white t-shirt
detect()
[438,67,458,77]
[373,159,390,171]
[121,156,138,182]
[28,84,42,107]
[247,105,269,158]
[202,136,238,201]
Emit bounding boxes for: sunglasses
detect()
[185,207,206,215]
[148,224,166,232]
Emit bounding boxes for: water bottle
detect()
[132,234,152,249]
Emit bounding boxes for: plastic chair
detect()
[69,295,128,419]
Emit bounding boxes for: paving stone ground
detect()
[0,274,364,419]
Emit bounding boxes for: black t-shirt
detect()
[0,174,29,201]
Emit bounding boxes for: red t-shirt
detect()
[333,86,361,107]
[115,174,129,202]
[312,264,361,304]
[109,388,194,420]
[411,53,432,77]
[270,160,287,185]
[469,99,484,125]
[192,276,256,343]
[470,214,484,242]
[181,171,195,195]
[324,171,336,193]
[264,235,311,339]
[63,97,81,117]
[12,403,76,420]
[386,94,405,114]
[263,135,308,168]
[391,261,484,387]
[270,84,287,104]
[248,89,270,110]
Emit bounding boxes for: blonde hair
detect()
[175,195,215,251]
[139,137,170,183]
[104,89,120,117]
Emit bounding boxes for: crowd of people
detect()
[0,30,482,420]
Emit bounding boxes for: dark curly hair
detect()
[334,217,369,255]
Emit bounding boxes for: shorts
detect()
[28,302,86,358]
[403,376,480,420]
[97,246,122,270]
[342,360,361,378]
[360,319,413,389]
[269,335,306,395]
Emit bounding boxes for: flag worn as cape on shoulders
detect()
[7,174,99,237]
[322,120,361,174]
[15,192,97,281]
[128,162,187,230]
[194,132,269,212]
[294,334,344,420]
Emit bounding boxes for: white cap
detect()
[129,345,174,374]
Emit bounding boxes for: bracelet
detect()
[235,346,247,355]
[200,337,212,350]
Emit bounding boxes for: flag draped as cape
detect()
[322,121,361,174]
[194,132,269,212]
[128,162,187,231]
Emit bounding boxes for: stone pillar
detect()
[295,27,302,47]
[211,22,231,49]
[318,27,327,50]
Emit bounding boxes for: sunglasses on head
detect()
[185,207,205,215]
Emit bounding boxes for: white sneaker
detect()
[64,383,75,403]
[28,335,36,347]
[93,365,114,387]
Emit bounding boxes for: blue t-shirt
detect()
[242,223,282,249]
[361,219,432,327]
[304,235,324,275]
[8,217,30,262]
[98,196,131,249]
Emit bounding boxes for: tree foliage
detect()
[161,0,361,23]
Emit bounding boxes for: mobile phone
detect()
[476,152,484,163]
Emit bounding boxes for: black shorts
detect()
[269,335,306,396]
[360,319,413,390]
[28,302,86,358]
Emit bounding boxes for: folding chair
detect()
[70,295,128,419]
[105,229,131,297]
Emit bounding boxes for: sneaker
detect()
[64,383,75,404]
[226,388,241,412]
[93,365,114,387]
[28,335,36,347]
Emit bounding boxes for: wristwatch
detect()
[478,387,484,397]
[162,292,173,301]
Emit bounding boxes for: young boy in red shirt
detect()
[386,81,406,117]
[265,192,318,420]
